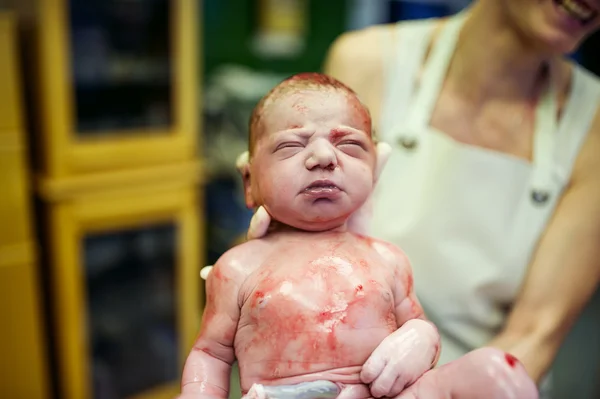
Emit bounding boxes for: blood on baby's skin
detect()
[408,298,423,319]
[405,272,414,293]
[505,353,518,368]
[329,129,347,141]
[232,236,409,381]
[253,291,266,307]
[284,72,372,133]
[246,285,348,372]
[213,266,231,283]
[242,264,397,375]
[292,101,309,114]
[357,234,375,246]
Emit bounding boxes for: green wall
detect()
[203,0,348,78]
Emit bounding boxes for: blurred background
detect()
[0,1,599,399]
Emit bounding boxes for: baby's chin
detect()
[263,198,366,233]
[269,211,352,233]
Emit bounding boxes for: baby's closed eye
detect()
[275,141,304,151]
[337,140,370,157]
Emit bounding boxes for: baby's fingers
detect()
[369,363,407,398]
[247,206,271,239]
[373,142,392,182]
[200,265,213,280]
[236,151,250,175]
[360,347,388,384]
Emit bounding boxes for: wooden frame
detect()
[0,11,24,132]
[0,12,51,399]
[46,184,203,399]
[32,0,199,179]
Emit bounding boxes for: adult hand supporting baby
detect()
[199,142,392,281]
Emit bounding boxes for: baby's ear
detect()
[242,164,257,209]
[236,151,257,209]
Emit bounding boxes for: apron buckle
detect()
[531,189,550,205]
[398,136,419,150]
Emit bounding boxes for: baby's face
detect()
[247,89,376,231]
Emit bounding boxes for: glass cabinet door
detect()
[83,223,178,399]
[68,0,172,135]
[49,188,201,399]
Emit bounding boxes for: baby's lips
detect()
[304,179,339,190]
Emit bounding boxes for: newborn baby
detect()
[179,73,538,399]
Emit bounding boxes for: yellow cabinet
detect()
[45,185,203,399]
[0,5,204,399]
[0,14,32,249]
[0,261,50,399]
[14,0,199,180]
[0,134,34,249]
[0,13,23,131]
[0,11,50,399]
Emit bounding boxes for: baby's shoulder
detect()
[213,239,273,280]
[351,233,410,266]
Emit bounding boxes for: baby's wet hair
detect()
[248,72,373,156]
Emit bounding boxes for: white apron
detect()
[369,11,600,384]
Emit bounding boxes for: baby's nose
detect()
[305,141,337,171]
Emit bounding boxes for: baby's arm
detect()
[360,240,440,398]
[390,246,441,366]
[180,250,245,398]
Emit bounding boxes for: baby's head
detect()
[243,72,377,232]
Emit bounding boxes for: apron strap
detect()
[404,12,468,134]
[530,62,557,204]
[380,19,435,142]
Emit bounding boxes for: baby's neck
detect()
[267,219,349,236]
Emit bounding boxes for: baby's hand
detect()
[360,319,439,398]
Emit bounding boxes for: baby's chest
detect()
[241,253,395,329]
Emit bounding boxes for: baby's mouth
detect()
[303,180,341,196]
[553,0,598,24]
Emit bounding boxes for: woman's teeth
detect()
[555,0,596,22]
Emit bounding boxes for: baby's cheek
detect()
[343,143,376,173]
[344,165,375,208]
[261,168,298,206]
[360,161,376,189]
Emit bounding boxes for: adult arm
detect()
[488,115,600,383]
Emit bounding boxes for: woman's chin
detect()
[534,19,594,54]
[544,33,586,55]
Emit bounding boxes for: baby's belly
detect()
[235,283,396,395]
[235,241,398,396]
[237,325,392,383]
